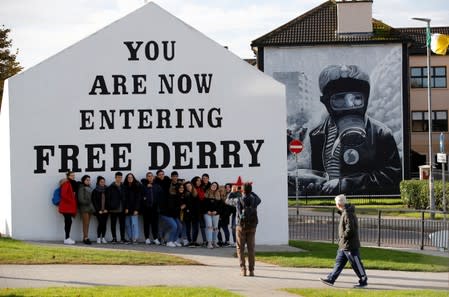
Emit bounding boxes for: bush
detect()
[400,180,449,210]
[434,181,449,211]
[400,180,426,209]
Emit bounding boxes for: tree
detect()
[0,25,23,111]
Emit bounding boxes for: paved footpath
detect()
[0,242,448,297]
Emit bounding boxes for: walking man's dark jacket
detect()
[338,204,360,250]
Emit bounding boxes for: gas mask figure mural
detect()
[306,65,402,195]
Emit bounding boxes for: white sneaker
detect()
[153,239,161,245]
[166,241,176,247]
[97,238,101,244]
[213,242,220,248]
[207,242,213,249]
[182,239,189,246]
[64,238,75,245]
[101,238,107,244]
[174,241,182,247]
[145,238,152,245]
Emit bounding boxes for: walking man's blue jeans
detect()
[327,249,368,285]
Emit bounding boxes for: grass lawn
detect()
[256,241,449,272]
[0,238,197,265]
[284,288,449,297]
[0,287,240,297]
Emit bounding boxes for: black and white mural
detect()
[265,45,404,196]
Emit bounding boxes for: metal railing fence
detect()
[289,207,449,251]
[288,194,402,206]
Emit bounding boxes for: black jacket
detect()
[179,192,192,221]
[106,182,125,212]
[218,199,232,225]
[309,116,401,195]
[159,193,180,218]
[203,197,221,214]
[154,176,171,195]
[338,204,360,250]
[141,179,163,211]
[123,183,143,214]
[188,191,202,221]
[91,188,107,213]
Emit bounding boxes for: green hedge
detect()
[400,180,449,210]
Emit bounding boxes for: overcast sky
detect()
[1,0,449,70]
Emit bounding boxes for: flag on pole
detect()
[431,33,449,55]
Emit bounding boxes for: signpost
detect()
[438,132,447,220]
[437,152,446,216]
[289,139,303,215]
[289,139,303,155]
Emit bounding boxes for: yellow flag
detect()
[431,33,449,55]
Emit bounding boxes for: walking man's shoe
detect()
[353,282,368,288]
[320,278,334,286]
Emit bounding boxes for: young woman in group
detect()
[183,181,199,246]
[192,176,207,246]
[159,181,182,247]
[77,175,95,244]
[217,183,233,247]
[173,182,185,246]
[123,173,142,244]
[203,181,222,248]
[92,176,109,244]
[178,182,190,246]
[59,171,78,244]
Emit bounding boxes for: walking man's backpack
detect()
[240,194,258,229]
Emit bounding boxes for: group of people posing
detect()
[57,170,247,249]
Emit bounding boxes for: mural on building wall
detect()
[270,45,404,196]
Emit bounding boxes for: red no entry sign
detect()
[289,139,303,154]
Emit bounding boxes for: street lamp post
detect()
[412,17,435,218]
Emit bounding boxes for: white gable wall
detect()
[1,3,288,244]
[0,80,12,237]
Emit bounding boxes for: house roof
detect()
[244,58,257,66]
[397,27,449,55]
[251,0,408,47]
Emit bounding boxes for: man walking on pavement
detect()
[320,194,368,288]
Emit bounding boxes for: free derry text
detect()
[33,40,264,174]
[33,107,265,174]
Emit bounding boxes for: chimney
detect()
[336,0,373,35]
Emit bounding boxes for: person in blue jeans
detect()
[203,182,221,249]
[217,183,233,246]
[320,194,368,288]
[159,182,182,247]
[141,172,163,245]
[183,181,198,246]
[123,173,142,244]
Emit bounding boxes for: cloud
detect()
[1,0,144,68]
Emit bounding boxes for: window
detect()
[410,66,447,88]
[412,110,448,132]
